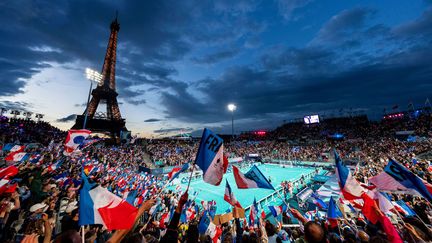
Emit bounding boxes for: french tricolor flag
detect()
[159,212,170,228]
[198,211,222,243]
[232,165,275,190]
[168,163,189,182]
[268,205,283,217]
[47,160,63,172]
[369,159,432,202]
[249,197,259,226]
[0,165,19,179]
[79,173,138,230]
[224,179,242,208]
[310,193,327,210]
[5,152,29,162]
[334,150,364,199]
[195,128,228,186]
[392,200,416,217]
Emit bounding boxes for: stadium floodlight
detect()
[23,111,33,120]
[0,108,7,116]
[227,103,236,112]
[86,68,103,83]
[35,113,44,122]
[227,103,236,139]
[83,68,103,129]
[10,110,21,119]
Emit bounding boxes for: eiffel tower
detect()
[72,16,127,140]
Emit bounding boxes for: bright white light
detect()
[85,68,103,83]
[228,103,236,111]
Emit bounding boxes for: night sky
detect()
[1,0,431,137]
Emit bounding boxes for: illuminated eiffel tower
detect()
[73,16,127,140]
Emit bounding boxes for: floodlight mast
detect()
[227,103,236,139]
[83,68,103,129]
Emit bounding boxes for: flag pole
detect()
[81,225,85,243]
[275,187,290,209]
[393,210,406,226]
[186,164,195,192]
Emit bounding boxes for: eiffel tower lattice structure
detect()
[72,17,127,140]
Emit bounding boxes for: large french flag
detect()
[64,129,92,154]
[195,128,228,186]
[224,179,242,208]
[334,150,364,199]
[369,159,432,202]
[79,173,138,230]
[232,165,275,190]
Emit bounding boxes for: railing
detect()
[243,169,319,213]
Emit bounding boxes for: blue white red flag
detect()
[3,144,25,153]
[327,196,343,219]
[310,193,328,210]
[123,189,138,205]
[334,150,364,199]
[232,165,275,190]
[5,152,29,162]
[224,179,242,208]
[64,129,91,154]
[79,172,138,230]
[0,165,19,179]
[327,196,342,227]
[47,160,63,172]
[268,205,283,217]
[159,212,170,228]
[393,200,416,217]
[29,154,43,164]
[249,197,259,226]
[168,163,189,182]
[195,128,228,185]
[370,159,432,202]
[198,211,222,243]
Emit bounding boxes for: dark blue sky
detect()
[0,0,431,136]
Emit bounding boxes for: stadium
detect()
[1,1,432,243]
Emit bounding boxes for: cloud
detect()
[126,99,146,106]
[56,114,77,123]
[311,7,375,45]
[393,7,432,38]
[192,49,239,64]
[0,101,32,112]
[144,118,163,122]
[0,0,261,101]
[74,103,87,107]
[158,7,432,125]
[276,0,313,21]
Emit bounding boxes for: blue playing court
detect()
[169,164,316,214]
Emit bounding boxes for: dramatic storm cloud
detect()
[0,0,430,135]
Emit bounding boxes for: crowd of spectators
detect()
[0,112,431,242]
